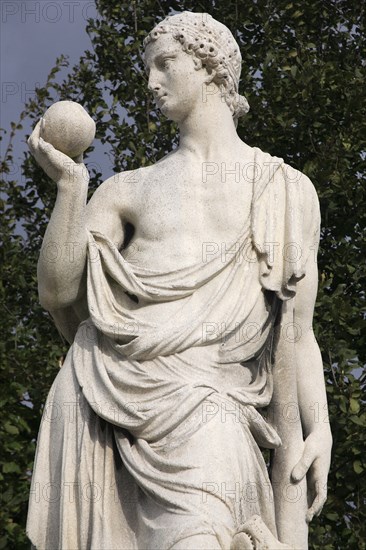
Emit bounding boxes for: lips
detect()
[155,94,167,106]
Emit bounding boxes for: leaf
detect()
[353,460,363,474]
[350,415,366,427]
[3,422,19,435]
[2,462,21,474]
[349,398,360,414]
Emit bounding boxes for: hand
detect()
[28,119,89,187]
[291,430,332,523]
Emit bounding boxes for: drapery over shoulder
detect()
[69,147,321,445]
[28,147,321,550]
[47,146,321,372]
[50,146,320,356]
[251,148,320,300]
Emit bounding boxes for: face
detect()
[144,33,209,123]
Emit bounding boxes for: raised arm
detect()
[28,119,90,311]
[28,119,126,341]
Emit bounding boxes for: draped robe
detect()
[27,147,320,549]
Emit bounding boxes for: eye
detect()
[160,57,175,70]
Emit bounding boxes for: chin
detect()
[157,100,184,123]
[164,109,188,124]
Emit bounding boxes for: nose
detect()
[147,69,161,94]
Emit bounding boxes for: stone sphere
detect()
[41,100,96,158]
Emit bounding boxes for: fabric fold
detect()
[27,147,320,549]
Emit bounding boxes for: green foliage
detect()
[1,1,365,548]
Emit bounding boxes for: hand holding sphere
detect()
[28,100,95,186]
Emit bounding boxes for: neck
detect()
[177,96,242,159]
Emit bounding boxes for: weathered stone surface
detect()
[27,11,332,550]
[41,100,95,158]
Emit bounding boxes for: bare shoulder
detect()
[88,163,161,203]
[86,169,140,210]
[85,169,141,244]
[85,165,158,243]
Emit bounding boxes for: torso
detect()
[90,144,255,272]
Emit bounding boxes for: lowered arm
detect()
[291,242,332,522]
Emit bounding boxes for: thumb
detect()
[291,442,316,482]
[73,153,84,163]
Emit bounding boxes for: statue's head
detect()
[143,12,249,125]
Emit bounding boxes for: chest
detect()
[133,162,253,241]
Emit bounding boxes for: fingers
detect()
[306,465,328,523]
[27,119,42,154]
[291,440,317,482]
[73,153,84,164]
[27,117,89,186]
[307,494,327,524]
[305,454,329,523]
[38,137,67,166]
[290,434,331,524]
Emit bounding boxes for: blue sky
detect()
[1,0,113,179]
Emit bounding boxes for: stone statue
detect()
[27,12,332,550]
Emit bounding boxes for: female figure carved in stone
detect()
[27,12,332,550]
